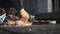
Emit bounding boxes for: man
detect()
[11,0,22,19]
[0,0,21,18]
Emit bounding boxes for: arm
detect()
[11,0,21,18]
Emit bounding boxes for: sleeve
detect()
[11,0,22,17]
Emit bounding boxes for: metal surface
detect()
[0,25,60,34]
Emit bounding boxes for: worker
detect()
[0,0,22,19]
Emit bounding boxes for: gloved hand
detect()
[29,15,35,21]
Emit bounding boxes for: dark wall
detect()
[0,0,21,11]
[0,0,14,8]
[54,0,60,12]
[23,0,48,15]
[23,0,37,15]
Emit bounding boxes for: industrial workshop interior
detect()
[0,0,60,34]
